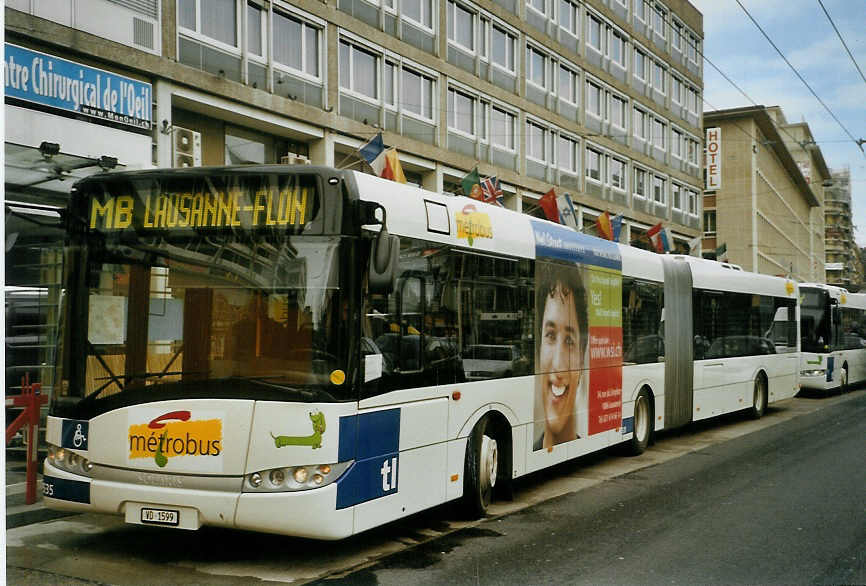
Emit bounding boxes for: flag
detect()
[462,167,483,200]
[715,242,727,260]
[380,148,406,183]
[539,188,560,223]
[358,133,386,173]
[611,213,624,242]
[660,228,672,252]
[646,222,665,253]
[557,193,578,229]
[480,176,504,206]
[687,235,702,256]
[596,211,613,240]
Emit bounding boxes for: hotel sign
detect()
[705,127,721,190]
[4,43,152,130]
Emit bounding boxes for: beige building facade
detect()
[701,106,826,281]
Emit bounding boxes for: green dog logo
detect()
[270,411,326,449]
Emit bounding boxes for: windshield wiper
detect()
[227,376,336,402]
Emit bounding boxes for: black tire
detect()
[749,375,767,419]
[626,389,652,456]
[462,417,499,518]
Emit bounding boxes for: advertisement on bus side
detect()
[531,221,623,451]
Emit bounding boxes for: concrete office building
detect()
[6,0,705,238]
[701,106,828,281]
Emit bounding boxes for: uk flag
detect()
[480,176,504,207]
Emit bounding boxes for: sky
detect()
[690,0,866,247]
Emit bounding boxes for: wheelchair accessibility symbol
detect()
[73,424,86,448]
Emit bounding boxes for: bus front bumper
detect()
[43,461,354,539]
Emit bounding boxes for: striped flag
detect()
[646,222,669,253]
[556,193,578,229]
[480,176,504,206]
[358,133,407,183]
[611,213,624,242]
[539,188,560,223]
[596,211,613,240]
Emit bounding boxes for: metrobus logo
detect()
[455,204,493,246]
[127,410,223,471]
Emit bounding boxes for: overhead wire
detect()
[734,0,865,158]
[816,0,866,89]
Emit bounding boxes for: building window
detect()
[179,0,238,47]
[586,147,602,181]
[704,210,716,234]
[633,106,648,140]
[653,62,665,94]
[526,121,547,161]
[688,189,698,214]
[448,87,476,135]
[653,4,666,39]
[402,67,435,120]
[610,30,626,69]
[653,175,666,204]
[672,21,682,50]
[634,167,647,198]
[559,65,579,105]
[527,45,548,88]
[491,25,516,72]
[687,137,699,164]
[491,106,516,150]
[672,183,682,210]
[527,0,545,15]
[587,81,603,119]
[587,14,603,52]
[275,12,320,78]
[652,118,666,150]
[247,3,263,56]
[339,40,378,99]
[559,0,579,38]
[558,135,579,173]
[671,75,683,105]
[610,94,627,130]
[634,48,646,80]
[610,156,626,190]
[672,128,683,159]
[634,0,648,22]
[449,1,476,51]
[404,0,434,29]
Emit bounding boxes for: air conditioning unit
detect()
[173,127,202,168]
[281,153,311,165]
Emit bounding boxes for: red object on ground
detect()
[6,374,49,504]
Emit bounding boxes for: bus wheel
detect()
[626,389,652,456]
[462,417,498,518]
[749,375,767,419]
[839,365,848,393]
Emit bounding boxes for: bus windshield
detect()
[800,288,831,353]
[52,171,355,418]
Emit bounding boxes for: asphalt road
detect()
[321,391,866,585]
[5,391,864,584]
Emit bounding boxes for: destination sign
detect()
[89,187,316,231]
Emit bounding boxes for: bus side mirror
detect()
[369,228,399,294]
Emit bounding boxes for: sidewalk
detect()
[6,449,78,529]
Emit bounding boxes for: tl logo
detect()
[380,456,398,492]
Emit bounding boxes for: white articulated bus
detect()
[799,283,866,393]
[44,167,799,539]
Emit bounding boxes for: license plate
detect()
[140,507,179,526]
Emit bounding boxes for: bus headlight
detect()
[800,369,826,377]
[244,461,353,493]
[46,444,94,478]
